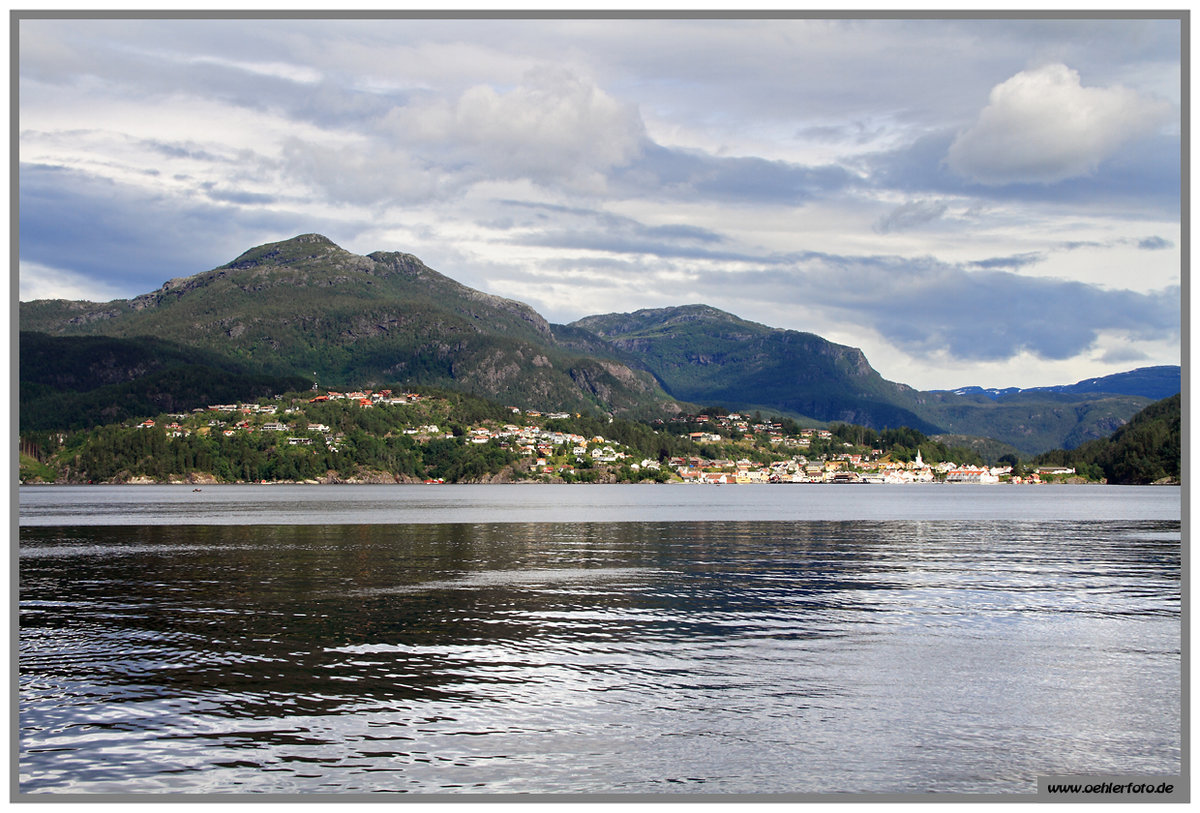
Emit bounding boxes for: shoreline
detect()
[17,478,1180,487]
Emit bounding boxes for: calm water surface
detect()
[18,485,1181,796]
[17,482,1185,524]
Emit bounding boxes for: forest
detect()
[1032,393,1181,485]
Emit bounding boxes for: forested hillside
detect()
[19,332,310,431]
[1033,394,1181,484]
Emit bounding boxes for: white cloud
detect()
[19,261,126,303]
[388,66,646,192]
[946,63,1173,185]
[182,54,324,85]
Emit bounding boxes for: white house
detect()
[945,467,1000,484]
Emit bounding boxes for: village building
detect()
[945,467,1000,484]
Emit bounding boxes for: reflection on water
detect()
[19,520,1180,795]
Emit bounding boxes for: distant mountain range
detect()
[935,366,1181,402]
[19,234,1180,455]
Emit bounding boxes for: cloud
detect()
[281,137,449,206]
[863,126,1179,215]
[19,260,127,302]
[1138,236,1174,250]
[617,143,856,204]
[181,54,324,85]
[281,66,652,205]
[485,200,757,263]
[18,163,309,300]
[1097,344,1151,365]
[946,63,1173,185]
[823,265,1179,362]
[796,121,887,146]
[968,252,1045,270]
[873,200,949,234]
[680,253,1179,364]
[388,66,647,191]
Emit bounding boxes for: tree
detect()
[997,453,1024,477]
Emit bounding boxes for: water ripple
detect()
[19,517,1180,795]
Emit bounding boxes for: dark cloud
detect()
[19,163,312,299]
[969,253,1045,270]
[690,254,1179,363]
[515,231,751,263]
[497,200,751,262]
[1098,345,1151,364]
[1138,236,1174,250]
[616,143,856,204]
[642,223,724,244]
[203,187,279,206]
[873,200,949,234]
[877,275,1178,361]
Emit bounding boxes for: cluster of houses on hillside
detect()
[668,449,1056,485]
[130,389,1072,484]
[306,389,422,407]
[135,390,431,451]
[133,390,635,469]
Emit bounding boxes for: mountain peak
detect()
[640,304,744,324]
[570,303,749,338]
[220,233,347,271]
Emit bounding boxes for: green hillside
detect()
[568,305,940,432]
[914,389,1154,455]
[1033,394,1182,484]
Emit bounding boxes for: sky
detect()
[16,11,1184,391]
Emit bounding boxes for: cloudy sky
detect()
[17,12,1183,390]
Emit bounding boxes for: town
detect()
[103,386,1075,486]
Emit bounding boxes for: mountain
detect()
[20,234,678,419]
[913,366,1178,454]
[565,304,1161,454]
[911,389,1154,455]
[564,305,941,433]
[20,234,1167,455]
[1033,393,1181,484]
[937,366,1180,402]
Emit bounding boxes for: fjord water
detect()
[19,485,1180,795]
